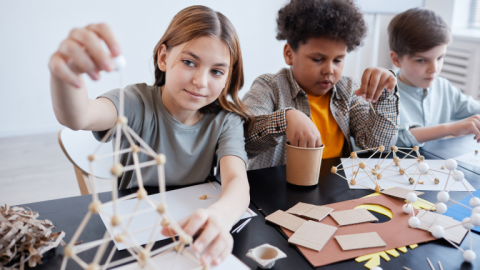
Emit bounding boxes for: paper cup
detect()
[286,143,325,186]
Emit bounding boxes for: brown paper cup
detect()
[286,143,325,186]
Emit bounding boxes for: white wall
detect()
[0,0,289,138]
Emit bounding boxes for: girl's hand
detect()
[162,208,235,266]
[48,23,122,88]
[354,67,396,103]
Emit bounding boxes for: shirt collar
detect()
[287,67,339,99]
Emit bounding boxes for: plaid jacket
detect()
[243,67,399,170]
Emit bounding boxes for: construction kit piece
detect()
[334,146,475,191]
[288,221,337,252]
[335,232,387,251]
[286,202,333,221]
[400,158,480,263]
[246,244,287,269]
[265,210,305,232]
[380,187,424,200]
[0,205,65,269]
[330,208,378,226]
[59,56,225,270]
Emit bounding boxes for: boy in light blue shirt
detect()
[388,8,480,147]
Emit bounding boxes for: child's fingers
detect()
[215,248,231,266]
[195,222,221,254]
[86,23,122,57]
[69,27,113,72]
[372,73,389,102]
[161,217,188,236]
[366,72,381,102]
[182,209,209,238]
[49,53,81,88]
[59,39,99,79]
[358,69,372,98]
[387,75,396,92]
[203,234,230,266]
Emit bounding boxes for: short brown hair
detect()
[388,8,451,57]
[153,5,252,126]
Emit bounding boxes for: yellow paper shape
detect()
[355,204,393,219]
[397,246,408,253]
[355,251,390,269]
[385,249,400,257]
[364,255,380,269]
[409,198,436,211]
[409,244,418,249]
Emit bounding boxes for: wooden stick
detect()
[150,241,180,257]
[101,245,117,270]
[207,178,217,190]
[397,149,417,159]
[413,174,422,190]
[75,238,111,253]
[403,267,413,270]
[69,212,92,245]
[444,172,451,191]
[71,253,88,269]
[119,71,124,116]
[353,166,361,181]
[123,160,157,172]
[102,253,137,269]
[337,164,359,171]
[429,169,450,175]
[438,260,444,270]
[336,156,351,168]
[125,199,141,231]
[369,102,376,114]
[132,151,145,189]
[335,173,350,181]
[232,218,251,233]
[444,237,464,252]
[102,193,138,207]
[426,257,435,270]
[443,222,464,231]
[95,147,132,160]
[364,150,379,163]
[125,125,157,156]
[147,215,161,247]
[114,124,122,164]
[60,255,68,270]
[137,147,157,158]
[93,126,115,154]
[460,180,475,198]
[182,249,201,264]
[93,231,112,265]
[449,198,472,210]
[157,165,167,207]
[235,218,252,233]
[88,162,98,202]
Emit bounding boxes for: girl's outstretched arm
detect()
[164,155,249,266]
[49,23,120,131]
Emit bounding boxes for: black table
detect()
[21,187,312,270]
[247,155,480,270]
[422,135,480,175]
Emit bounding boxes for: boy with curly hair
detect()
[389,8,480,147]
[244,0,399,170]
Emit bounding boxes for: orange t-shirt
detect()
[307,92,344,159]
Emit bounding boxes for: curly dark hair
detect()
[276,0,367,52]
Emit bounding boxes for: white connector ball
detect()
[463,250,476,263]
[452,170,464,181]
[408,216,420,228]
[437,191,450,203]
[406,192,418,203]
[473,206,480,215]
[403,203,413,214]
[462,217,474,230]
[430,225,445,238]
[471,213,480,226]
[371,267,383,270]
[436,202,447,214]
[445,159,458,170]
[114,55,127,71]
[417,162,429,174]
[470,197,480,207]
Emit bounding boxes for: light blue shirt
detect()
[397,75,480,147]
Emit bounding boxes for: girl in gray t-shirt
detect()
[49,6,252,267]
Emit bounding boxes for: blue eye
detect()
[211,69,224,76]
[183,60,195,67]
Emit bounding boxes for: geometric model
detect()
[60,56,208,270]
[331,145,479,264]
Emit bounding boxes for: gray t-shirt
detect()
[93,83,248,189]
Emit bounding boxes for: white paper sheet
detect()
[339,158,475,191]
[112,247,249,270]
[455,151,480,168]
[99,182,256,250]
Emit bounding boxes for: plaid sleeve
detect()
[350,78,400,149]
[243,76,292,158]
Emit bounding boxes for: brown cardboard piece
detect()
[330,208,378,226]
[335,232,386,251]
[430,217,467,245]
[286,202,333,221]
[280,195,437,267]
[381,187,424,200]
[286,143,324,186]
[265,210,306,232]
[288,221,337,251]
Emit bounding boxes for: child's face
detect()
[284,37,346,96]
[391,44,447,89]
[158,36,230,113]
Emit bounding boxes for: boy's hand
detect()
[48,23,122,88]
[285,109,322,148]
[355,67,396,103]
[446,115,480,142]
[162,208,234,266]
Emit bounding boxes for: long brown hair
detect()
[153,5,252,126]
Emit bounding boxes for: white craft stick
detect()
[236,218,251,233]
[93,231,112,264]
[102,193,138,207]
[125,125,157,156]
[75,238,111,253]
[232,218,250,233]
[137,147,158,158]
[150,241,180,257]
[125,199,142,231]
[60,256,68,270]
[95,147,132,160]
[444,172,451,191]
[449,198,472,210]
[443,237,464,252]
[71,253,89,269]
[426,257,435,270]
[88,162,99,202]
[460,180,475,197]
[146,215,161,249]
[123,160,158,173]
[101,245,117,270]
[132,151,145,189]
[114,124,122,163]
[69,212,92,245]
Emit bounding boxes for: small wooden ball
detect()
[86,263,100,270]
[434,178,440,184]
[116,116,128,125]
[393,157,400,163]
[89,200,103,214]
[131,145,139,153]
[111,215,123,227]
[476,150,479,154]
[413,146,419,151]
[399,168,405,175]
[161,218,170,227]
[350,152,357,158]
[378,145,385,152]
[409,178,415,185]
[88,155,95,161]
[375,184,381,193]
[137,188,147,200]
[110,163,124,177]
[359,162,366,169]
[417,156,425,162]
[156,154,166,165]
[64,245,75,258]
[350,179,356,185]
[391,146,398,152]
[376,174,382,180]
[157,204,167,214]
[331,166,338,173]
[139,250,151,261]
[199,195,207,200]
[180,234,193,245]
[114,234,126,243]
[375,165,380,170]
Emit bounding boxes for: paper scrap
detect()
[330,208,378,226]
[288,221,337,251]
[265,210,305,232]
[286,202,333,221]
[335,232,387,251]
[381,187,424,200]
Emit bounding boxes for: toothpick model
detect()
[60,56,208,270]
[331,146,480,263]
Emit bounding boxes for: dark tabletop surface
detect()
[15,139,480,270]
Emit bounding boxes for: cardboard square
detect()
[430,217,468,245]
[287,202,333,222]
[330,208,378,226]
[381,187,424,200]
[417,210,452,230]
[288,221,337,252]
[265,210,306,232]
[335,232,387,251]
